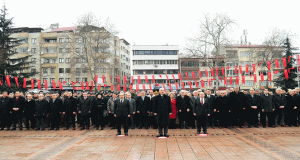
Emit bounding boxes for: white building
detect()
[131,45,180,90]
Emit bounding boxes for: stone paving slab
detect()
[0,126,299,159]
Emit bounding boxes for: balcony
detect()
[42,32,58,38]
[41,53,58,58]
[41,63,58,68]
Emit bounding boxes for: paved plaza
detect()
[0,126,299,160]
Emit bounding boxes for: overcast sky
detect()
[4,0,300,52]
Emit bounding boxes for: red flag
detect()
[288,56,293,63]
[124,76,127,84]
[239,65,242,75]
[205,69,208,77]
[284,69,288,79]
[235,66,238,75]
[222,67,225,76]
[195,80,198,88]
[117,76,120,84]
[63,81,67,85]
[95,75,98,83]
[254,74,257,83]
[268,72,272,82]
[191,71,195,80]
[224,77,227,86]
[145,75,148,83]
[111,84,114,91]
[109,75,112,83]
[282,57,287,68]
[0,78,2,86]
[31,79,34,89]
[208,79,211,86]
[123,85,126,92]
[143,84,146,91]
[117,84,120,92]
[86,81,90,90]
[219,77,223,82]
[102,75,105,83]
[53,80,57,90]
[211,68,214,77]
[37,79,41,90]
[104,84,107,88]
[152,75,155,83]
[245,65,249,74]
[81,81,84,90]
[131,76,134,84]
[91,81,94,90]
[14,77,19,87]
[242,75,245,84]
[252,64,256,72]
[130,84,133,91]
[274,59,279,69]
[138,76,140,84]
[44,80,47,90]
[149,84,152,90]
[230,77,233,85]
[58,81,63,90]
[297,55,300,65]
[166,74,169,82]
[260,73,264,82]
[267,61,271,70]
[185,72,189,80]
[236,76,239,85]
[178,73,182,81]
[159,75,162,78]
[155,83,159,86]
[175,82,179,90]
[258,62,262,68]
[172,74,176,81]
[181,82,185,90]
[162,83,166,90]
[169,83,172,91]
[98,84,101,91]
[288,67,295,73]
[23,78,26,88]
[198,71,202,79]
[136,84,139,92]
[188,81,192,89]
[215,68,218,76]
[5,76,11,87]
[250,73,252,78]
[201,80,204,88]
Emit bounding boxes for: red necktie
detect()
[201,99,203,106]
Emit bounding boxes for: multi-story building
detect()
[10,24,131,92]
[131,45,180,91]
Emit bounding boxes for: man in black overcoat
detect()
[48,94,63,130]
[24,94,36,130]
[260,89,275,128]
[285,90,297,127]
[245,89,262,128]
[0,91,13,130]
[78,92,93,130]
[114,92,131,136]
[273,88,286,126]
[63,92,78,130]
[35,94,48,130]
[153,88,172,137]
[11,91,26,130]
[136,91,151,129]
[228,87,245,128]
[176,90,192,129]
[214,91,230,128]
[193,92,211,134]
[205,89,216,128]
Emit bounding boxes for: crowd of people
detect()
[0,86,299,137]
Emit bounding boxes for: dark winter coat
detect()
[152,94,172,125]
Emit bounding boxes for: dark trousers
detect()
[0,115,10,129]
[65,114,76,128]
[285,111,298,126]
[275,110,285,125]
[219,112,229,127]
[158,125,168,135]
[25,115,35,129]
[232,109,246,126]
[108,114,116,127]
[138,114,148,128]
[196,116,208,133]
[260,112,274,127]
[116,116,128,134]
[186,112,195,128]
[247,112,259,127]
[208,113,216,127]
[178,113,187,128]
[169,119,176,129]
[50,116,60,129]
[35,116,46,129]
[80,115,90,128]
[95,114,105,129]
[11,115,23,129]
[129,114,134,128]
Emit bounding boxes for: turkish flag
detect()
[111,85,114,91]
[124,76,127,84]
[267,61,271,70]
[245,65,249,74]
[235,66,238,75]
[282,57,287,68]
[145,75,148,83]
[172,74,176,81]
[117,85,120,92]
[58,81,63,90]
[98,84,101,91]
[191,71,195,80]
[236,76,239,85]
[205,69,208,77]
[81,81,84,90]
[91,81,94,90]
[208,79,211,86]
[211,68,214,77]
[242,75,245,84]
[169,83,172,91]
[86,81,90,90]
[102,75,105,83]
[201,80,204,88]
[130,84,133,91]
[254,74,257,83]
[136,84,139,92]
[239,66,242,75]
[45,80,48,90]
[0,78,2,86]
[198,70,202,79]
[5,76,11,87]
[175,82,179,90]
[178,73,182,81]
[181,82,185,90]
[162,83,166,90]
[284,69,288,79]
[185,72,189,80]
[195,80,198,88]
[131,76,134,84]
[224,77,227,86]
[31,79,34,89]
[274,59,279,69]
[149,84,152,90]
[53,80,57,90]
[222,67,225,76]
[143,84,146,91]
[14,77,19,87]
[230,77,233,85]
[123,85,126,92]
[268,72,272,82]
[23,78,26,88]
[138,76,140,84]
[215,68,218,76]
[260,73,264,82]
[104,84,107,88]
[152,75,155,83]
[37,79,41,89]
[297,55,300,65]
[188,81,192,89]
[252,64,256,72]
[117,76,120,84]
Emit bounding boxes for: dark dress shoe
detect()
[164,134,170,137]
[35,128,40,131]
[185,126,189,129]
[100,127,104,130]
[96,127,99,130]
[204,132,208,134]
[80,128,85,130]
[6,128,10,131]
[11,128,16,131]
[86,127,89,130]
[263,126,266,128]
[212,127,215,129]
[125,133,128,136]
[55,128,59,131]
[239,126,243,128]
[48,128,54,130]
[197,131,200,134]
[0,128,4,130]
[131,127,134,129]
[72,128,76,130]
[63,128,69,130]
[116,132,121,136]
[156,134,163,137]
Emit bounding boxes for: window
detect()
[58,38,64,43]
[42,47,57,53]
[31,38,37,44]
[59,68,64,73]
[65,78,70,84]
[17,47,28,53]
[51,68,55,73]
[82,68,88,73]
[44,39,57,43]
[59,78,64,82]
[59,58,64,63]
[50,78,55,82]
[75,38,81,43]
[31,58,36,64]
[240,52,252,58]
[31,48,36,54]
[82,78,87,82]
[42,68,48,74]
[76,78,80,82]
[75,48,81,54]
[59,48,63,53]
[65,48,71,53]
[31,69,36,73]
[43,78,48,83]
[65,38,71,43]
[76,68,81,73]
[65,68,70,73]
[65,58,71,63]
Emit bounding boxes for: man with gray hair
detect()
[114,91,131,136]
[35,94,48,131]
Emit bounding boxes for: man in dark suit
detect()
[48,93,63,130]
[11,91,25,131]
[114,92,131,136]
[126,93,136,129]
[261,89,275,128]
[24,94,36,130]
[35,94,48,131]
[78,92,93,130]
[193,92,210,134]
[63,92,78,130]
[228,87,245,128]
[153,88,172,137]
[245,89,262,128]
[214,91,230,128]
[176,90,192,129]
[205,89,216,128]
[136,91,151,129]
[0,91,13,131]
[273,88,286,126]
